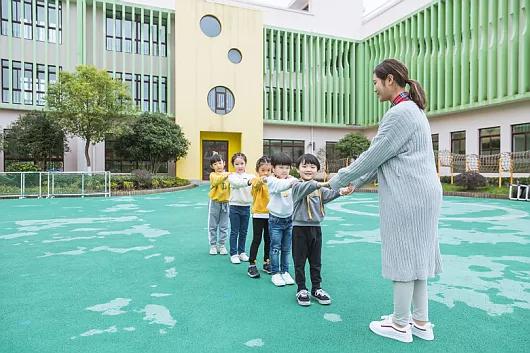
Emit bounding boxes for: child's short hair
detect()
[296,153,320,171]
[270,152,292,167]
[209,153,224,166]
[231,152,247,166]
[255,155,271,171]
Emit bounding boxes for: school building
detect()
[1,0,529,180]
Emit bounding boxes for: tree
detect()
[335,133,371,159]
[115,113,190,174]
[1,111,67,171]
[46,65,134,171]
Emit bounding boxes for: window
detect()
[124,73,133,96]
[151,22,158,56]
[123,14,132,53]
[207,86,234,115]
[105,15,114,50]
[48,65,57,85]
[36,0,46,41]
[1,0,8,35]
[431,134,439,152]
[12,0,21,38]
[479,127,500,155]
[23,62,32,104]
[451,131,466,155]
[142,21,149,55]
[263,139,305,165]
[48,0,62,43]
[1,59,8,103]
[105,135,168,173]
[23,0,31,39]
[114,12,122,52]
[134,15,141,54]
[325,141,340,161]
[200,15,221,37]
[134,74,141,107]
[160,76,167,113]
[512,123,530,152]
[160,21,167,56]
[228,48,242,64]
[12,61,21,104]
[36,64,45,105]
[152,75,159,112]
[143,74,150,112]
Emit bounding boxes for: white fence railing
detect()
[0,172,111,199]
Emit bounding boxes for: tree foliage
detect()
[335,133,371,159]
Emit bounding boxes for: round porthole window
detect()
[228,48,242,64]
[207,86,235,115]
[200,15,221,37]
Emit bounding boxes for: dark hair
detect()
[209,153,223,166]
[296,153,320,171]
[374,59,427,110]
[255,155,271,171]
[231,152,247,166]
[270,152,292,167]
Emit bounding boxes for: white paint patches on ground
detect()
[39,247,87,257]
[15,216,138,232]
[165,268,177,278]
[85,298,131,316]
[72,228,105,232]
[150,284,158,288]
[244,339,264,347]
[90,245,154,254]
[97,224,170,239]
[145,253,161,259]
[42,236,97,243]
[324,313,342,322]
[140,304,176,327]
[79,325,118,337]
[164,256,175,264]
[159,329,167,335]
[123,327,136,332]
[151,293,172,297]
[0,232,37,240]
[103,204,139,213]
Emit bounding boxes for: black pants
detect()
[249,218,270,264]
[292,226,322,292]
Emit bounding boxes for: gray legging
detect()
[393,280,429,326]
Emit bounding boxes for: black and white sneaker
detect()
[312,288,331,305]
[296,290,311,306]
[262,262,272,274]
[247,265,260,278]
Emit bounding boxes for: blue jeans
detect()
[268,214,293,274]
[229,205,250,256]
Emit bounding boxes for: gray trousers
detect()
[208,200,229,246]
[392,280,429,326]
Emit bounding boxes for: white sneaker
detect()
[281,272,295,285]
[412,322,435,341]
[230,255,241,264]
[271,273,286,287]
[239,252,249,262]
[369,315,412,343]
[218,245,228,255]
[209,245,218,255]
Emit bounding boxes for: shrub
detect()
[454,172,487,190]
[131,169,152,189]
[6,162,40,172]
[152,179,160,188]
[290,167,300,178]
[123,181,134,190]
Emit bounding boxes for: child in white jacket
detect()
[227,152,255,264]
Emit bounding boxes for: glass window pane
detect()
[200,15,221,37]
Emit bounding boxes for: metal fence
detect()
[0,172,111,199]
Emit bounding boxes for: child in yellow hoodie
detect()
[208,153,230,255]
[247,156,272,278]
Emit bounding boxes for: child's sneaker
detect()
[239,252,249,262]
[262,261,272,274]
[247,265,260,278]
[209,245,218,255]
[311,288,331,305]
[271,273,286,286]
[230,255,241,264]
[281,272,295,285]
[296,289,311,306]
[218,245,228,255]
[369,315,413,343]
[412,322,435,341]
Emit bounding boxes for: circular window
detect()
[207,86,235,115]
[228,48,242,64]
[200,15,221,37]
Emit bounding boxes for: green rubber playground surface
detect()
[1,185,529,353]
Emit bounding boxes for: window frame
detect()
[512,123,530,153]
[479,127,501,155]
[450,130,466,155]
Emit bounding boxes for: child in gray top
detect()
[291,154,353,306]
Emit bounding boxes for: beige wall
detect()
[174,0,263,180]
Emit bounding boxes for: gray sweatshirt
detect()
[291,180,341,226]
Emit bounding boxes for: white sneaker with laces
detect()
[209,245,218,255]
[369,315,412,343]
[239,252,249,262]
[230,255,241,264]
[218,245,228,255]
[412,322,435,341]
[271,273,286,287]
[281,272,295,285]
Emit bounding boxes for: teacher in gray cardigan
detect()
[328,59,442,344]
